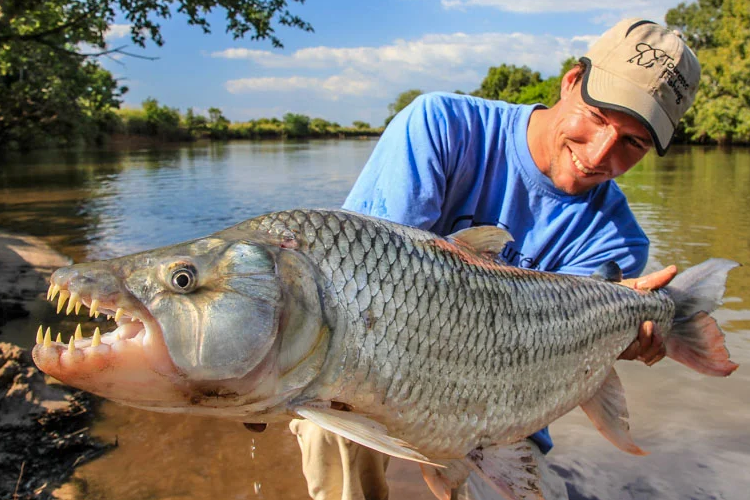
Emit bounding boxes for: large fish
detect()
[32,209,738,499]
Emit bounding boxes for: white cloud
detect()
[226,71,379,99]
[440,0,675,16]
[215,31,595,98]
[105,24,132,41]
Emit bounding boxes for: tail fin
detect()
[665,258,740,377]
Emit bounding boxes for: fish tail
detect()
[665,258,740,377]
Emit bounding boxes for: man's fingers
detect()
[618,340,641,360]
[640,330,665,365]
[626,265,678,291]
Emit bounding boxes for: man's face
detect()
[546,69,653,195]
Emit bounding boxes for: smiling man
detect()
[291,18,701,500]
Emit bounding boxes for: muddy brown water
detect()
[2,142,749,499]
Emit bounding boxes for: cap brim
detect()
[580,58,673,156]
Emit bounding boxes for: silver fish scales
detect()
[33,208,737,496]
[243,209,674,457]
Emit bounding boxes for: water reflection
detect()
[1,143,749,499]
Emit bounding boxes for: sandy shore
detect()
[0,231,111,499]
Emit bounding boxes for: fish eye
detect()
[170,265,198,293]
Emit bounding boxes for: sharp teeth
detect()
[114,332,121,341]
[43,328,52,347]
[107,315,112,320]
[46,284,53,300]
[75,324,83,340]
[56,290,70,314]
[67,293,79,315]
[90,299,100,318]
[68,336,75,353]
[49,284,60,301]
[92,327,101,347]
[55,332,62,343]
[115,308,124,322]
[75,300,82,315]
[36,326,43,344]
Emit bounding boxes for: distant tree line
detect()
[389,0,750,146]
[114,100,382,142]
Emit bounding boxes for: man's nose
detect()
[587,124,618,167]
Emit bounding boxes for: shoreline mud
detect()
[0,231,112,499]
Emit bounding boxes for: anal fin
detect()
[579,367,647,455]
[467,441,547,500]
[294,405,439,466]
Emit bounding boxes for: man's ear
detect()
[559,67,583,101]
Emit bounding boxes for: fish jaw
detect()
[33,262,188,406]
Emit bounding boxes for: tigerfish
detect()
[32,209,739,499]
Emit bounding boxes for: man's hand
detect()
[618,265,678,365]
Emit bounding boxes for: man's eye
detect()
[588,110,605,124]
[627,136,646,149]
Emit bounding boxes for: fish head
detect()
[33,229,330,420]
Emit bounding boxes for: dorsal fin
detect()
[448,226,514,261]
[591,261,623,282]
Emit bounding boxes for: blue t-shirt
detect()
[343,92,650,453]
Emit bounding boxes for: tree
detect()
[667,0,750,144]
[0,1,313,57]
[665,0,724,51]
[283,113,310,137]
[385,89,423,126]
[514,57,578,107]
[185,107,208,135]
[207,107,230,139]
[473,64,542,102]
[0,0,313,151]
[352,121,371,129]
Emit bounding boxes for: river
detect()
[1,140,749,499]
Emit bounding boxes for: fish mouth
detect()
[32,273,186,406]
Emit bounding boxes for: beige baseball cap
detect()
[580,18,701,156]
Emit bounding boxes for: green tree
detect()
[142,97,184,139]
[667,0,750,144]
[665,0,724,51]
[283,113,310,137]
[385,89,423,126]
[208,107,230,139]
[185,107,208,135]
[514,57,578,107]
[473,64,542,102]
[0,0,313,151]
[352,121,371,129]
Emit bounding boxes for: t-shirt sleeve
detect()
[343,93,458,229]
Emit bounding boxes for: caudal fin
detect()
[665,258,740,377]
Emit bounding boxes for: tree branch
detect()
[0,12,93,43]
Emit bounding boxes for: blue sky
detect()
[103,0,682,127]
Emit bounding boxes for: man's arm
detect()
[343,93,458,230]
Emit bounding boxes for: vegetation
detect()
[0,0,312,151]
[666,0,750,144]
[110,100,382,141]
[3,0,750,150]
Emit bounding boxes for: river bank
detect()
[0,231,112,499]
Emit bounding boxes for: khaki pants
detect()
[289,420,569,500]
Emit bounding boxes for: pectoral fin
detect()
[466,441,546,500]
[580,368,647,456]
[294,405,439,466]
